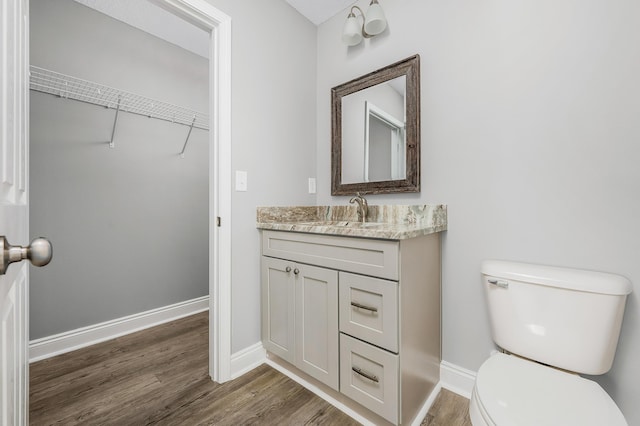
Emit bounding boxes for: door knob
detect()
[0,236,53,275]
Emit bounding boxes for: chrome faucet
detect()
[349,192,368,223]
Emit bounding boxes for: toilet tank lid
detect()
[481,260,632,296]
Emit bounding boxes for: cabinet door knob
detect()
[1,236,53,275]
[285,266,292,273]
[293,268,299,275]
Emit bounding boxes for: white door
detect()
[1,0,30,424]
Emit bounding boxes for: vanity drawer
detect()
[340,333,399,424]
[339,272,398,353]
[262,230,399,280]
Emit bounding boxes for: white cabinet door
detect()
[261,257,295,363]
[261,256,339,390]
[295,264,339,390]
[0,0,30,424]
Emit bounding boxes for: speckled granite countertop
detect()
[256,204,447,240]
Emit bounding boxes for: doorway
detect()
[28,0,232,383]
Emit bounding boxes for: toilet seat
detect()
[471,353,627,426]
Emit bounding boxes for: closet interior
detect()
[29,0,210,343]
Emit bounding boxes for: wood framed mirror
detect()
[331,55,420,195]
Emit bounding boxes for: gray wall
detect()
[317,0,640,423]
[29,0,209,338]
[201,0,317,352]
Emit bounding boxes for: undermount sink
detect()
[296,221,387,228]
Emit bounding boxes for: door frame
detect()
[153,0,232,383]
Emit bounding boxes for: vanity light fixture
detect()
[342,0,387,46]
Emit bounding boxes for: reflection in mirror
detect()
[341,76,406,184]
[366,100,406,181]
[332,55,420,195]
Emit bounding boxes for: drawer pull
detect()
[352,366,379,383]
[350,301,378,313]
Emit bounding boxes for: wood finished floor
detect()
[30,312,471,425]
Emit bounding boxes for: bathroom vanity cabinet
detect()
[261,229,441,425]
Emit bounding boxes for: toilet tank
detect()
[481,260,632,375]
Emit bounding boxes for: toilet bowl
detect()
[469,353,627,426]
[471,260,632,426]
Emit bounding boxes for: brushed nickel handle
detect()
[350,301,378,313]
[1,236,53,275]
[352,366,379,383]
[285,266,292,273]
[488,278,509,289]
[293,268,300,275]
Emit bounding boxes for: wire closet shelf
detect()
[29,66,209,131]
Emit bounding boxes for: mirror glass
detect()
[331,55,420,195]
[341,76,406,184]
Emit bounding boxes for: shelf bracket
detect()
[179,116,197,158]
[109,96,122,148]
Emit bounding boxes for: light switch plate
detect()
[308,177,316,194]
[235,170,247,191]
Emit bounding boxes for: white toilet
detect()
[469,260,632,426]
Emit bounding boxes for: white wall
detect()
[202,0,317,352]
[30,0,210,338]
[317,0,640,423]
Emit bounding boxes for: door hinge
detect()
[216,217,221,227]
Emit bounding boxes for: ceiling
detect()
[74,0,354,56]
[73,0,209,58]
[285,0,355,25]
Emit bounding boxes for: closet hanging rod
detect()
[29,66,209,131]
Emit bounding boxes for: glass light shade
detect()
[364,2,387,36]
[342,14,363,46]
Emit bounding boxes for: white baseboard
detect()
[440,360,477,399]
[29,296,209,363]
[230,342,266,380]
